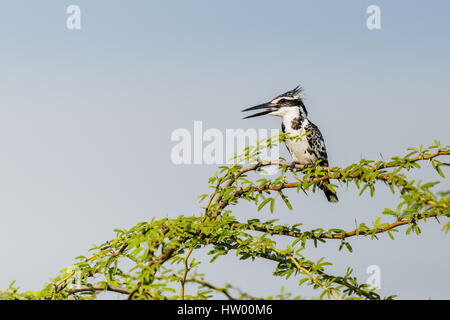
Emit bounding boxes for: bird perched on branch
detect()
[242,86,338,203]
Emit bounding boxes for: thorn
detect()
[380,153,387,166]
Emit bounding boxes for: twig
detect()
[180,247,194,300]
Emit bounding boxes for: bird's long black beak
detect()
[241,103,277,119]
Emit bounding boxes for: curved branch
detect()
[68,284,130,296]
[222,240,377,300]
[243,211,445,240]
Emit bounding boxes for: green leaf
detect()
[257,198,272,211]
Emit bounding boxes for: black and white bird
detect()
[242,86,338,203]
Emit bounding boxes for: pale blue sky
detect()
[0,0,449,299]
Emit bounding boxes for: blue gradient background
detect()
[0,0,449,299]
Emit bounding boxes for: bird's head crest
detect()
[276,85,303,99]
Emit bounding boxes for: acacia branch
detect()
[212,150,449,213]
[244,211,445,240]
[68,284,130,296]
[223,240,377,300]
[41,145,448,300]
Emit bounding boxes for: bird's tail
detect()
[319,179,339,203]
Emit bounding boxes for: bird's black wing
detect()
[304,121,329,166]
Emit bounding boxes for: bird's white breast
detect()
[282,118,317,165]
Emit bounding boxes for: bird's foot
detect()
[300,163,316,173]
[289,161,300,170]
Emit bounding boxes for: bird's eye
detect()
[279,99,286,103]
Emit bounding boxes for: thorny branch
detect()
[2,141,448,300]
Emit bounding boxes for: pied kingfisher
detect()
[242,86,338,203]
